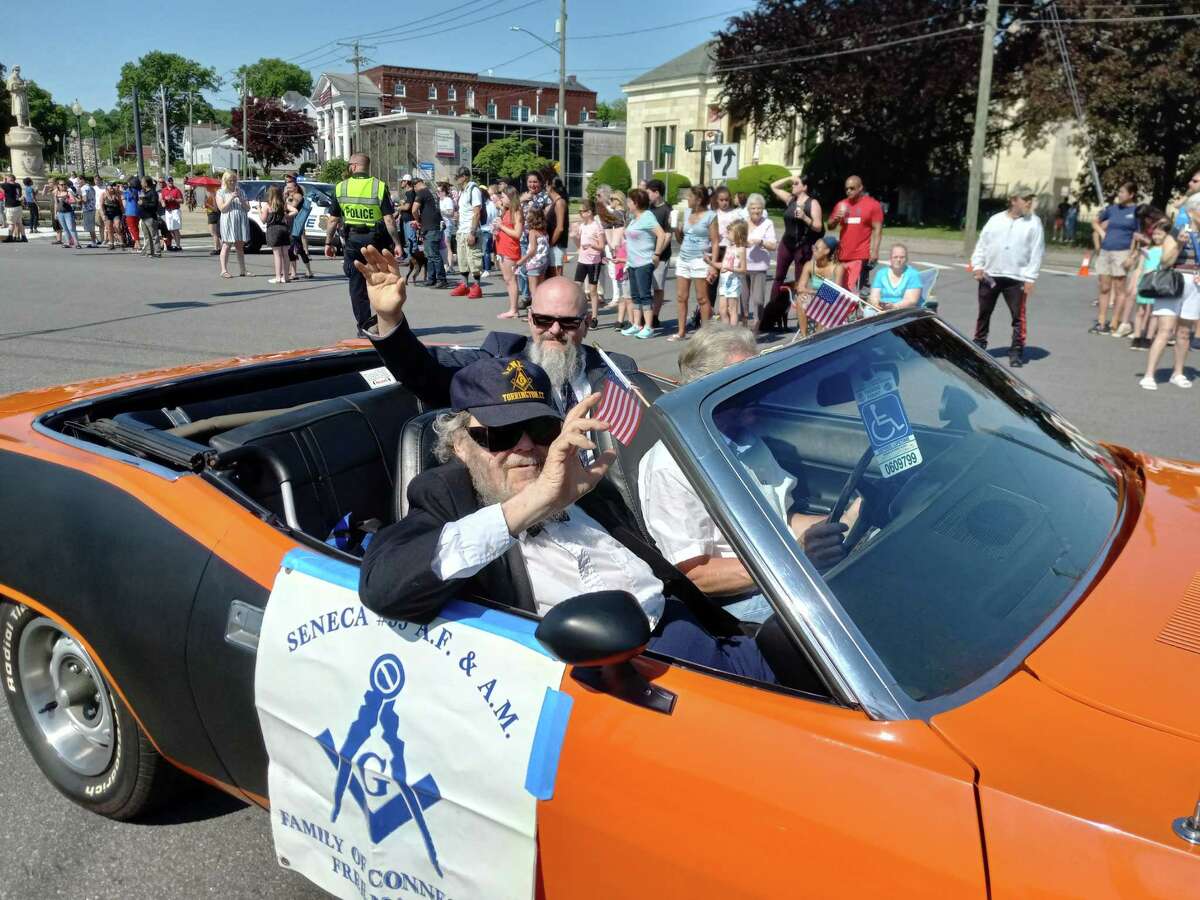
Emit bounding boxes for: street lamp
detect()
[510,16,568,192]
[88,116,98,176]
[71,99,85,175]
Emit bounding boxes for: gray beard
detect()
[527,340,583,402]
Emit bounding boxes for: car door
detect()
[537,663,987,897]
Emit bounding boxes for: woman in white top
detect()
[743,194,778,332]
[671,186,719,341]
[216,171,249,277]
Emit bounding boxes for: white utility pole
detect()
[241,74,249,179]
[963,0,999,256]
[338,40,376,154]
[556,0,567,185]
[187,89,195,171]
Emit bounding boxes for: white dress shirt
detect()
[970,210,1045,282]
[638,438,797,568]
[433,503,666,628]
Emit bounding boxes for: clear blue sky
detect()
[10,0,747,113]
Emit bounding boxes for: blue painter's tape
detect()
[281,548,359,591]
[524,687,574,801]
[279,550,554,657]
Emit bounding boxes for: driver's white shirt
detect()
[638,438,797,567]
[433,502,666,627]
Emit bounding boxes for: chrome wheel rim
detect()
[18,617,115,777]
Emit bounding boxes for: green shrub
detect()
[651,171,691,203]
[318,158,350,184]
[587,156,631,200]
[725,164,793,206]
[298,161,318,176]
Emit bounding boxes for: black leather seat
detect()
[210,384,419,537]
[394,409,444,520]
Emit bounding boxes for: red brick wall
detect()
[363,66,596,123]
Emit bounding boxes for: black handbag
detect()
[1137,268,1183,299]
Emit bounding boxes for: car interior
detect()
[43,347,832,699]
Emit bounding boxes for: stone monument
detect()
[5,67,47,186]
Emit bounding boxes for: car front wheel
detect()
[1,601,175,820]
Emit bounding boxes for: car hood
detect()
[1024,451,1200,742]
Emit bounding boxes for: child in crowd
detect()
[573,199,607,328]
[1130,219,1169,350]
[516,207,549,296]
[719,220,749,325]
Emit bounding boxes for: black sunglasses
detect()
[467,417,561,452]
[530,313,585,331]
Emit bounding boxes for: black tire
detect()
[1,601,176,820]
[246,223,264,254]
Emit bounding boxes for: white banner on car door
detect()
[255,550,572,900]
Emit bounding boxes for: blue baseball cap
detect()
[450,357,562,427]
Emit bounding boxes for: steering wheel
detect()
[827,446,875,555]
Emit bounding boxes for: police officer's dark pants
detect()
[344,233,391,330]
[423,228,446,283]
[974,276,1027,355]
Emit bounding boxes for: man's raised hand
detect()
[534,393,618,511]
[353,245,407,331]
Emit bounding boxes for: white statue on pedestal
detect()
[6,66,31,127]
[5,65,46,186]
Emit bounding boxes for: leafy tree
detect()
[587,155,632,199]
[595,98,627,124]
[237,58,314,99]
[473,136,552,182]
[725,163,792,206]
[230,98,316,172]
[117,52,222,160]
[318,157,350,184]
[714,1,1034,205]
[1009,1,1200,208]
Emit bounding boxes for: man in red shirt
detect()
[826,175,884,292]
[159,176,184,251]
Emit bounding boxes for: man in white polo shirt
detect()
[449,166,484,300]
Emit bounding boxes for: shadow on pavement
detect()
[988,346,1050,361]
[135,782,250,827]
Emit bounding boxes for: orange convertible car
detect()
[2,311,1199,897]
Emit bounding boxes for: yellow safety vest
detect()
[335,176,385,228]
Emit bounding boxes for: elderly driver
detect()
[354,246,637,414]
[638,324,853,622]
[360,356,776,683]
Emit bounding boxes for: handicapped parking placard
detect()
[854,373,923,478]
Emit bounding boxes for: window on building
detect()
[487,100,497,118]
[546,105,558,123]
[428,84,438,100]
[511,103,529,123]
[448,85,457,101]
[644,127,651,163]
[448,108,457,117]
[579,107,589,123]
[394,104,406,115]
[654,125,669,169]
[426,107,436,115]
[466,88,475,109]
[393,83,406,98]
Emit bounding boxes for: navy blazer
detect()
[369,319,638,411]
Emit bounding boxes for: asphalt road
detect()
[0,234,1197,900]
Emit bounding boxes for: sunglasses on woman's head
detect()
[467,417,561,452]
[530,313,584,331]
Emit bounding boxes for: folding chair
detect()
[917,267,939,313]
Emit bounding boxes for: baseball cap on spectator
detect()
[1010,184,1036,199]
[400,174,412,183]
[819,234,840,253]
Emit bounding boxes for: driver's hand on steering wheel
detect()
[800,521,848,572]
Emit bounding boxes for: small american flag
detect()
[316,86,332,108]
[808,279,859,331]
[595,377,642,446]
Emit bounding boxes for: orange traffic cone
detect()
[1077,253,1091,277]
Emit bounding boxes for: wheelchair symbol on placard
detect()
[861,394,910,449]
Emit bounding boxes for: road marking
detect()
[914,261,952,270]
[950,263,1078,278]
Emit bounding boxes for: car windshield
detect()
[711,317,1119,702]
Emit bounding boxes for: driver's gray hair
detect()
[432,410,472,462]
[1185,192,1200,213]
[677,323,757,384]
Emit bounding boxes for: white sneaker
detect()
[1169,374,1193,389]
[1113,322,1134,338]
[1139,376,1157,391]
[479,270,491,279]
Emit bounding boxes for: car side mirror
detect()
[535,592,675,714]
[534,591,649,666]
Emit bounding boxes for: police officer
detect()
[325,153,402,331]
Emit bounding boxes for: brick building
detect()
[362,66,597,125]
